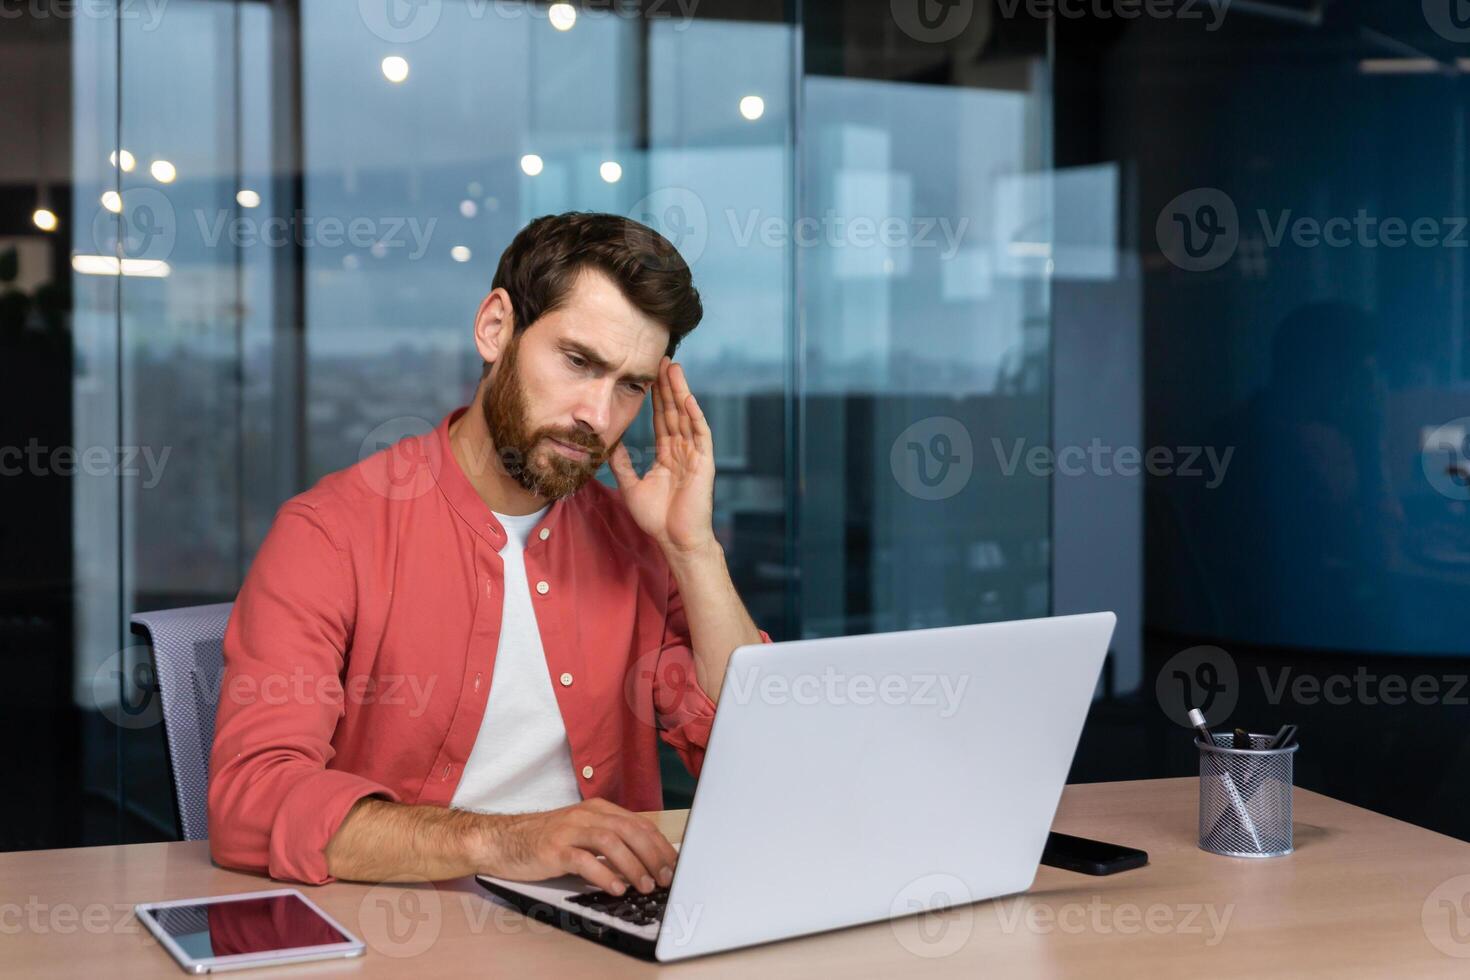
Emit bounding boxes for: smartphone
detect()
[135,888,365,974]
[1040,832,1149,876]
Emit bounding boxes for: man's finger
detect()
[576,827,658,893]
[608,444,639,491]
[565,848,626,895]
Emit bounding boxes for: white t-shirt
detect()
[449,505,582,814]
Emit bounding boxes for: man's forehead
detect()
[550,274,668,368]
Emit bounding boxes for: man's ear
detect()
[473,288,516,370]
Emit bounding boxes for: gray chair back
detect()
[129,603,234,841]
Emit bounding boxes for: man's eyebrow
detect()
[560,341,658,385]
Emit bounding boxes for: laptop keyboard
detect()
[566,886,669,927]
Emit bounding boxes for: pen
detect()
[1234,727,1251,751]
[1189,708,1265,851]
[1269,724,1298,750]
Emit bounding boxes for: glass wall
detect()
[9,0,1054,848]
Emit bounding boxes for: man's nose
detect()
[571,380,614,437]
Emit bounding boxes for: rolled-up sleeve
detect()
[652,575,771,778]
[207,500,397,885]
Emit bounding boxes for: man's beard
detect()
[481,335,609,500]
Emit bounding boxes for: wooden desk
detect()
[6,778,1469,977]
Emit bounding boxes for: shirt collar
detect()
[432,405,568,550]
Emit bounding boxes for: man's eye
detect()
[566,353,587,369]
[623,382,648,395]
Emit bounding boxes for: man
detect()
[208,212,769,900]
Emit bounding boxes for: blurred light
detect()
[343,254,361,271]
[32,208,58,232]
[739,95,765,121]
[1357,58,1439,74]
[370,242,388,258]
[1007,241,1052,258]
[236,189,261,208]
[109,149,136,172]
[520,154,544,176]
[451,245,472,263]
[382,56,410,83]
[467,180,484,196]
[150,159,177,183]
[71,255,171,278]
[101,190,122,214]
[459,199,478,218]
[548,3,576,30]
[599,160,622,183]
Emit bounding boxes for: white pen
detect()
[1189,708,1265,852]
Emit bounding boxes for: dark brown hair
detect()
[482,212,702,377]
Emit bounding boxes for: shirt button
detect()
[474,672,482,692]
[539,528,550,540]
[581,765,594,779]
[442,764,452,781]
[559,672,573,687]
[535,580,549,595]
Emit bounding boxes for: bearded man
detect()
[208,212,769,900]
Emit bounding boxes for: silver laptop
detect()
[477,611,1116,961]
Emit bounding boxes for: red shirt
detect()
[207,406,770,885]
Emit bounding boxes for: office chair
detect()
[129,603,234,842]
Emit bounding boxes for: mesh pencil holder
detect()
[1196,733,1298,858]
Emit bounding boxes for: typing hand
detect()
[479,798,677,895]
